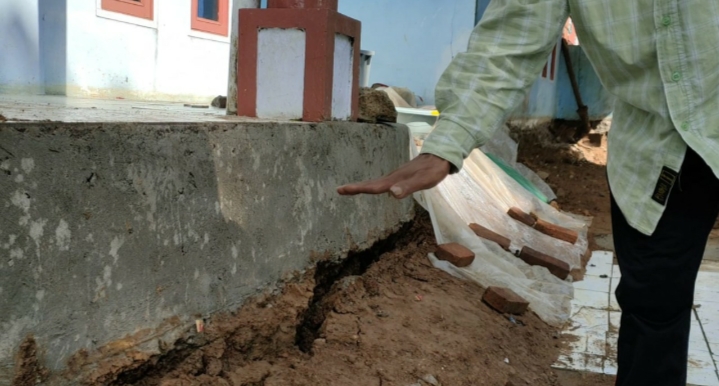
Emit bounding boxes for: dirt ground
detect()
[78,128,618,386]
[514,127,611,238]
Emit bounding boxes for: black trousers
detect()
[613,148,719,386]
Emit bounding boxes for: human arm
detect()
[338,0,569,198]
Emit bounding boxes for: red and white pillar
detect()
[235,0,361,122]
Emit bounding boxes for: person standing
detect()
[338,1,719,385]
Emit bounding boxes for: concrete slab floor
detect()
[0,95,283,123]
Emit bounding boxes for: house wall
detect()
[555,45,615,120]
[477,0,613,122]
[0,1,43,94]
[1,0,255,103]
[63,0,238,102]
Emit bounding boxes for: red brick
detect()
[435,243,475,268]
[534,219,579,244]
[518,247,570,279]
[507,207,536,227]
[482,286,529,315]
[469,223,511,251]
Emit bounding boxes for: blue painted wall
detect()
[0,1,43,94]
[555,45,614,120]
[338,0,477,105]
[260,0,477,105]
[259,0,477,105]
[476,0,613,121]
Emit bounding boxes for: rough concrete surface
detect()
[0,120,413,385]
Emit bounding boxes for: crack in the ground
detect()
[101,218,417,384]
[294,220,416,353]
[109,339,200,386]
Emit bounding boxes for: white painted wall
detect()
[0,1,43,94]
[332,34,353,120]
[65,0,235,102]
[256,28,306,119]
[1,0,253,102]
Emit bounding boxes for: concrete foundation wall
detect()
[0,121,414,384]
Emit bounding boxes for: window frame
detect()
[101,0,154,20]
[191,0,229,37]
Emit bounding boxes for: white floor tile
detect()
[696,306,719,330]
[696,272,719,290]
[609,311,621,332]
[609,291,620,311]
[553,353,604,374]
[689,349,716,368]
[553,352,586,371]
[574,289,610,310]
[603,356,618,375]
[691,322,707,345]
[687,367,719,386]
[559,259,719,380]
[591,251,614,266]
[704,327,719,346]
[586,331,607,356]
[586,251,613,278]
[606,332,618,358]
[573,275,612,293]
[584,354,605,373]
[560,330,607,357]
[712,352,719,371]
[566,307,609,335]
[696,287,719,300]
[561,332,588,354]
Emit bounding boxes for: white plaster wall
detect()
[331,34,353,120]
[256,28,306,120]
[0,0,43,94]
[0,0,253,102]
[63,0,237,102]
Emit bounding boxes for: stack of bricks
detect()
[505,206,577,280]
[465,206,581,280]
[507,206,579,244]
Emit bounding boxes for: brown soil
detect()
[90,210,599,386]
[358,88,398,123]
[12,336,48,386]
[514,128,612,245]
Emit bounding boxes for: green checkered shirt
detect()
[421,0,719,236]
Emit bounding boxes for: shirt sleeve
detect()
[420,0,569,172]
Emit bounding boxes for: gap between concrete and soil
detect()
[102,218,418,385]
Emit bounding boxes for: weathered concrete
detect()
[0,120,413,384]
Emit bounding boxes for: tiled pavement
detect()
[553,251,719,386]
